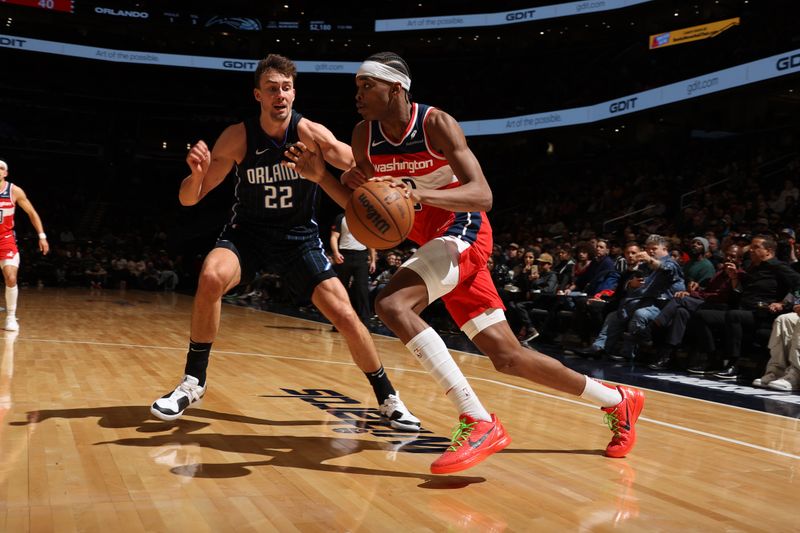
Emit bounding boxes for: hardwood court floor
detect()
[0,288,798,532]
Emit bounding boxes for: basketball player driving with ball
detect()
[151,54,420,433]
[286,52,645,474]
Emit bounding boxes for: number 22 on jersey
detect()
[264,185,293,209]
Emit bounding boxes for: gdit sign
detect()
[609,96,638,113]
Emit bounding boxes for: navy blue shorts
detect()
[215,224,336,304]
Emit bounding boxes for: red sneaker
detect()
[430,413,511,474]
[602,385,645,458]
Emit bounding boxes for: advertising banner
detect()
[650,17,740,50]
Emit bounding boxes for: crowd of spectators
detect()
[16,227,185,293]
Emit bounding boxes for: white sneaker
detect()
[150,375,206,421]
[767,378,799,392]
[379,392,421,432]
[752,372,779,388]
[4,317,19,331]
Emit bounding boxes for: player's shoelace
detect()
[178,380,200,401]
[384,396,400,412]
[604,410,621,438]
[447,419,477,451]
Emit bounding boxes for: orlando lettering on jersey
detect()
[228,111,320,238]
[246,163,300,184]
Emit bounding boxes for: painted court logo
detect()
[266,388,450,453]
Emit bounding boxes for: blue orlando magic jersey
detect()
[229,111,320,239]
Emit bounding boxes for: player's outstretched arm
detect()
[283,141,352,210]
[14,185,49,255]
[300,119,355,172]
[342,122,373,190]
[179,124,242,206]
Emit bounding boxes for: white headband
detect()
[356,60,411,91]
[0,160,6,171]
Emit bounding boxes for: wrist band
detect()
[38,233,47,240]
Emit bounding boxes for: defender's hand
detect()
[341,167,369,189]
[283,141,325,182]
[187,141,211,176]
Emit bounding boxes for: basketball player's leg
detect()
[291,240,419,431]
[376,237,507,473]
[312,277,380,371]
[470,320,587,393]
[189,247,242,343]
[457,280,645,458]
[2,265,17,288]
[1,256,20,331]
[151,245,241,421]
[373,266,432,343]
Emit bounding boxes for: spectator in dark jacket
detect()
[508,253,558,345]
[688,235,800,379]
[554,246,575,292]
[578,234,685,360]
[649,244,745,370]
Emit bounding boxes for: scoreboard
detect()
[1,0,74,14]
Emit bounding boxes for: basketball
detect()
[345,180,415,249]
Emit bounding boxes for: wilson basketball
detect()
[345,181,415,249]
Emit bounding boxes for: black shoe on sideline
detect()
[574,345,605,358]
[648,356,673,371]
[713,364,739,380]
[607,353,633,362]
[648,347,675,371]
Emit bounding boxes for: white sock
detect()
[406,327,491,422]
[5,285,18,319]
[580,376,623,407]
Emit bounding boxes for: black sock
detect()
[365,366,396,405]
[185,339,212,387]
